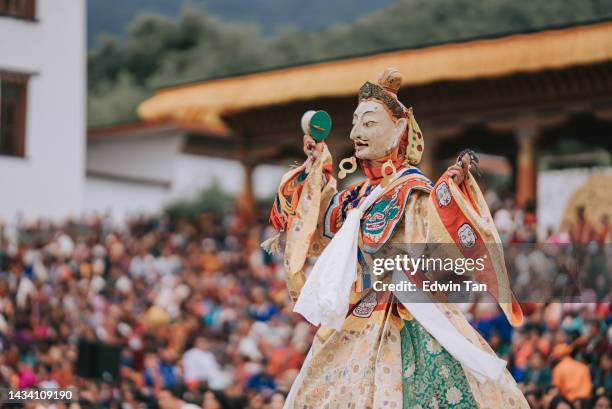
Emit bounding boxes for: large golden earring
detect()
[381,159,396,187]
[338,156,357,179]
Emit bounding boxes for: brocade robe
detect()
[269,147,528,409]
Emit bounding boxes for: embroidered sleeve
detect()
[268,145,336,301]
[269,167,309,231]
[427,171,523,326]
[269,160,334,229]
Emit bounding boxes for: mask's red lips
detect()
[355,141,368,147]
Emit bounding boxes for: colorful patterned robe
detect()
[269,146,528,409]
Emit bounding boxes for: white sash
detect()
[294,173,402,330]
[392,270,506,383]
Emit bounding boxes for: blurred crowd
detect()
[0,192,609,409]
[0,211,304,408]
[487,193,611,304]
[484,193,611,409]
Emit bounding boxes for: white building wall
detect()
[0,0,86,221]
[171,154,244,199]
[87,133,182,184]
[84,177,168,221]
[85,134,287,220]
[85,131,182,219]
[170,154,286,201]
[253,164,286,199]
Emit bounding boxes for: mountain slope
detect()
[87,0,395,48]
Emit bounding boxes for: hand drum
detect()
[301,110,332,142]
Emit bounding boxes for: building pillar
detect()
[236,161,256,224]
[419,135,438,178]
[515,126,538,208]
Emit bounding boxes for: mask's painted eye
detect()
[364,121,376,128]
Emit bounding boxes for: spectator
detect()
[201,390,231,409]
[548,395,575,409]
[593,353,612,393]
[157,388,200,409]
[182,337,222,388]
[266,391,286,409]
[247,287,278,322]
[525,389,542,409]
[17,361,37,388]
[245,366,276,394]
[570,207,595,244]
[552,343,593,402]
[598,215,610,244]
[543,386,561,409]
[525,351,552,390]
[590,394,611,409]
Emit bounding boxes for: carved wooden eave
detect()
[138,20,612,166]
[139,20,612,131]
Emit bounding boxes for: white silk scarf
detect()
[294,173,401,330]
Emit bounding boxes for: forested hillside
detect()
[88,0,612,127]
[87,0,394,48]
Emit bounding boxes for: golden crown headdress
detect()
[358,68,424,165]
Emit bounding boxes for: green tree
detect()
[164,182,234,221]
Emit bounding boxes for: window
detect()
[0,0,35,20]
[0,72,28,157]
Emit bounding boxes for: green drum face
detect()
[309,110,332,142]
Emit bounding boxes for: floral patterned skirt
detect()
[284,293,529,409]
[401,319,477,408]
